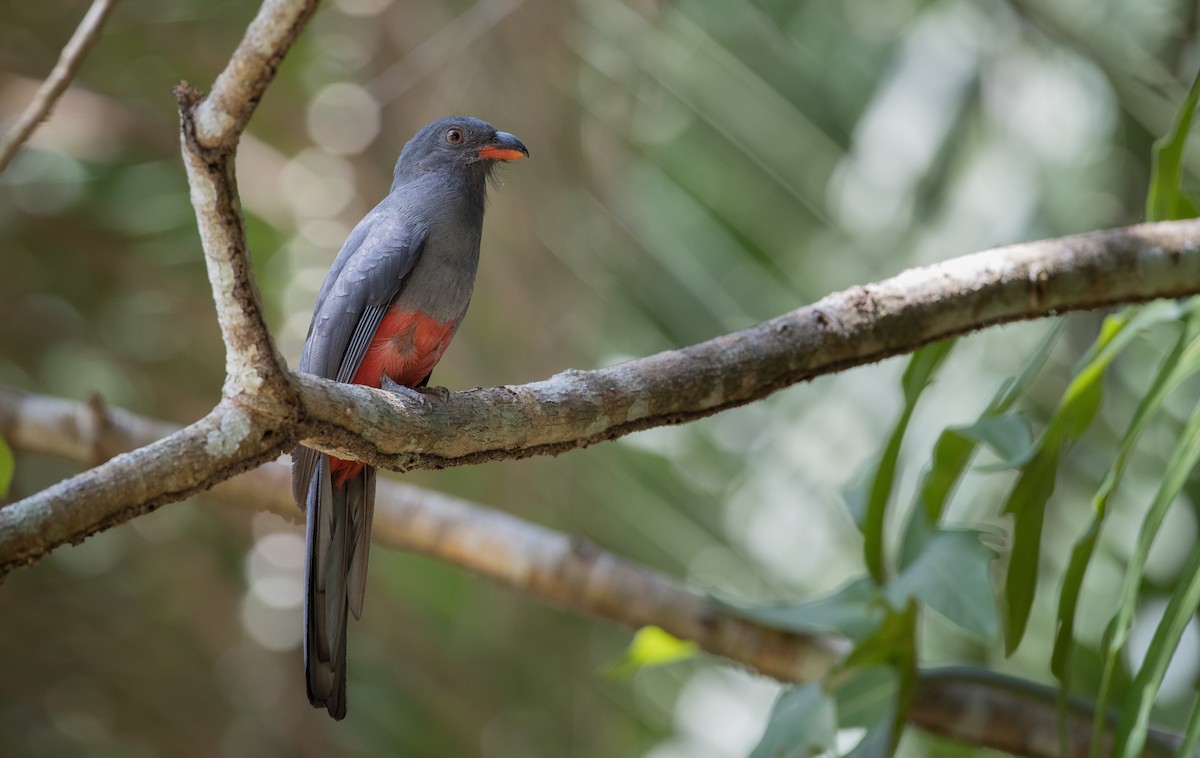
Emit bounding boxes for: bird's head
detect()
[393,116,528,187]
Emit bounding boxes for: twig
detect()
[0,0,118,172]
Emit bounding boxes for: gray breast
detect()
[394,195,484,322]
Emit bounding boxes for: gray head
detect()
[391,116,528,190]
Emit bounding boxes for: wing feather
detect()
[292,198,428,507]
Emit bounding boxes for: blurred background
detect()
[1,0,1199,755]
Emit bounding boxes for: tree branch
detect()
[173,0,317,402]
[0,0,118,172]
[0,384,843,679]
[192,0,319,147]
[912,669,1185,756]
[6,220,1200,572]
[0,395,292,570]
[0,0,326,570]
[293,219,1200,471]
[2,387,1188,757]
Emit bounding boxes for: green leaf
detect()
[1093,389,1200,755]
[746,618,909,758]
[1172,687,1200,758]
[1001,431,1065,653]
[842,603,918,758]
[749,682,837,758]
[833,666,900,728]
[842,718,896,758]
[832,667,902,758]
[887,529,998,640]
[858,340,956,584]
[844,475,871,530]
[897,418,1030,578]
[1052,307,1200,739]
[908,428,975,531]
[961,414,1035,471]
[716,578,886,642]
[1086,65,1200,754]
[1003,302,1182,654]
[1110,546,1200,757]
[991,319,1069,414]
[1146,64,1200,222]
[897,320,1063,570]
[0,436,12,498]
[1054,516,1102,756]
[605,626,698,678]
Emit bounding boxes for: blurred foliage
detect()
[3,0,1200,756]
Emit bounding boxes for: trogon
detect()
[291,116,527,719]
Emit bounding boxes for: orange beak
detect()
[477,131,528,161]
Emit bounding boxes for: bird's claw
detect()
[380,375,450,405]
[379,374,406,395]
[422,385,452,402]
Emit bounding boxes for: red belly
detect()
[330,307,457,487]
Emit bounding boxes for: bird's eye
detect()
[445,128,464,145]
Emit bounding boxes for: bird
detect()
[291,116,527,719]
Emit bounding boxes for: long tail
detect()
[302,453,376,720]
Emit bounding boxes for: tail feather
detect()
[301,452,374,720]
[348,466,375,620]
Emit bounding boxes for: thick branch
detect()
[2,388,1187,757]
[0,0,117,172]
[0,395,291,571]
[295,219,1200,472]
[913,669,1185,757]
[173,0,316,402]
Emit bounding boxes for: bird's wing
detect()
[300,207,430,382]
[291,207,428,505]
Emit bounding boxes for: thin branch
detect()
[0,0,118,172]
[173,0,317,402]
[293,219,1200,471]
[2,387,1189,758]
[192,0,319,147]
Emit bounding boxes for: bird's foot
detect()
[381,376,450,405]
[422,385,452,402]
